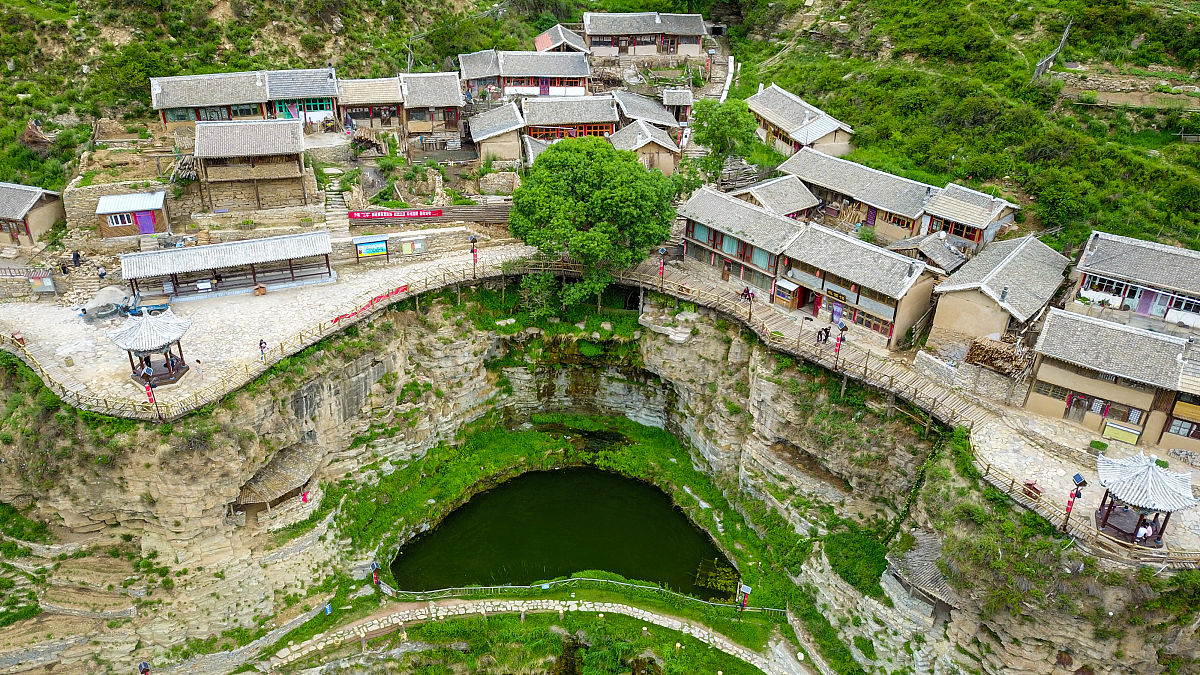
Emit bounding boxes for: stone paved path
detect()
[0,243,532,411]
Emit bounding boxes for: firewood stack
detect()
[965,335,1034,378]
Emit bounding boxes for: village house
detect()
[928,235,1068,350]
[459,50,590,101]
[728,175,818,220]
[337,78,404,129]
[521,95,619,140]
[193,119,309,212]
[778,225,934,349]
[1072,231,1200,332]
[679,186,802,294]
[887,232,967,274]
[95,191,170,238]
[745,84,854,158]
[398,73,466,151]
[662,88,693,125]
[922,183,1019,252]
[150,68,340,129]
[265,68,340,123]
[582,11,707,57]
[1026,308,1191,447]
[607,120,680,176]
[0,182,64,247]
[151,71,270,130]
[534,24,590,53]
[779,148,935,240]
[612,90,679,129]
[468,102,525,164]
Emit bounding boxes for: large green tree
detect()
[510,136,675,310]
[689,98,758,178]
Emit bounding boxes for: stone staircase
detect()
[325,190,350,235]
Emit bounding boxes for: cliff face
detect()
[0,295,1164,674]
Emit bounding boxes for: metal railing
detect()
[380,576,787,616]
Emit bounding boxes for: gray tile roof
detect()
[264,68,339,99]
[0,182,57,221]
[779,148,938,220]
[745,84,852,144]
[1035,308,1186,390]
[535,24,589,53]
[121,231,332,280]
[193,119,305,159]
[607,119,679,153]
[150,71,269,110]
[399,73,465,108]
[679,187,804,254]
[582,11,707,36]
[107,309,192,353]
[1077,231,1200,297]
[95,191,166,215]
[337,78,403,105]
[521,95,619,126]
[521,135,556,167]
[1097,451,1198,513]
[785,224,927,299]
[888,232,968,273]
[612,90,679,128]
[935,235,1067,322]
[924,183,1018,228]
[469,102,525,142]
[730,175,817,216]
[459,50,590,80]
[662,88,693,107]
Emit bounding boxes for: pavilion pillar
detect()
[324,254,331,277]
[1100,489,1114,529]
[254,180,262,210]
[176,340,184,365]
[127,351,135,375]
[250,263,258,286]
[288,258,295,281]
[1160,511,1172,538]
[1134,514,1146,541]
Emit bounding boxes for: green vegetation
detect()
[0,500,50,543]
[825,526,889,599]
[732,0,1200,250]
[511,136,675,309]
[690,98,759,177]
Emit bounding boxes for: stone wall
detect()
[478,171,520,195]
[913,350,1029,407]
[205,177,307,212]
[62,177,204,234]
[193,204,326,233]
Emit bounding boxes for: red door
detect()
[866,206,877,227]
[539,78,550,95]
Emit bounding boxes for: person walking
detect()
[72,250,80,267]
[192,359,205,380]
[97,265,106,280]
[259,339,268,362]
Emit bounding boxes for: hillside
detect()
[1,0,1198,251]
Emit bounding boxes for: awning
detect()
[121,231,331,281]
[776,277,799,291]
[1098,451,1199,513]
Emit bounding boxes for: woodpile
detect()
[173,155,198,182]
[965,335,1034,377]
[352,128,385,156]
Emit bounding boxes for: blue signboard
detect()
[355,239,389,258]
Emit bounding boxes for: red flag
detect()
[301,491,310,504]
[144,384,155,404]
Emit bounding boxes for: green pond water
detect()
[390,467,734,598]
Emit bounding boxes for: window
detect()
[1171,294,1200,314]
[590,36,614,47]
[721,235,737,256]
[789,260,821,278]
[231,103,260,117]
[750,247,769,270]
[745,268,773,292]
[1084,275,1127,297]
[931,218,979,241]
[198,106,230,121]
[107,213,133,228]
[551,78,583,88]
[852,310,890,335]
[407,108,430,122]
[164,108,195,122]
[579,123,612,137]
[1168,418,1200,439]
[1106,402,1144,425]
[1033,381,1070,400]
[860,286,896,306]
[636,35,656,46]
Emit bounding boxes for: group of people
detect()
[1136,520,1159,542]
[740,286,756,302]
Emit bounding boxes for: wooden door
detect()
[721,260,731,281]
[539,78,550,95]
[618,37,629,53]
[135,211,156,235]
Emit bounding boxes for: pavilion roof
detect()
[107,309,192,354]
[120,230,331,280]
[1097,452,1199,513]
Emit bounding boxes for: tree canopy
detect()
[510,136,675,311]
[689,98,758,177]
